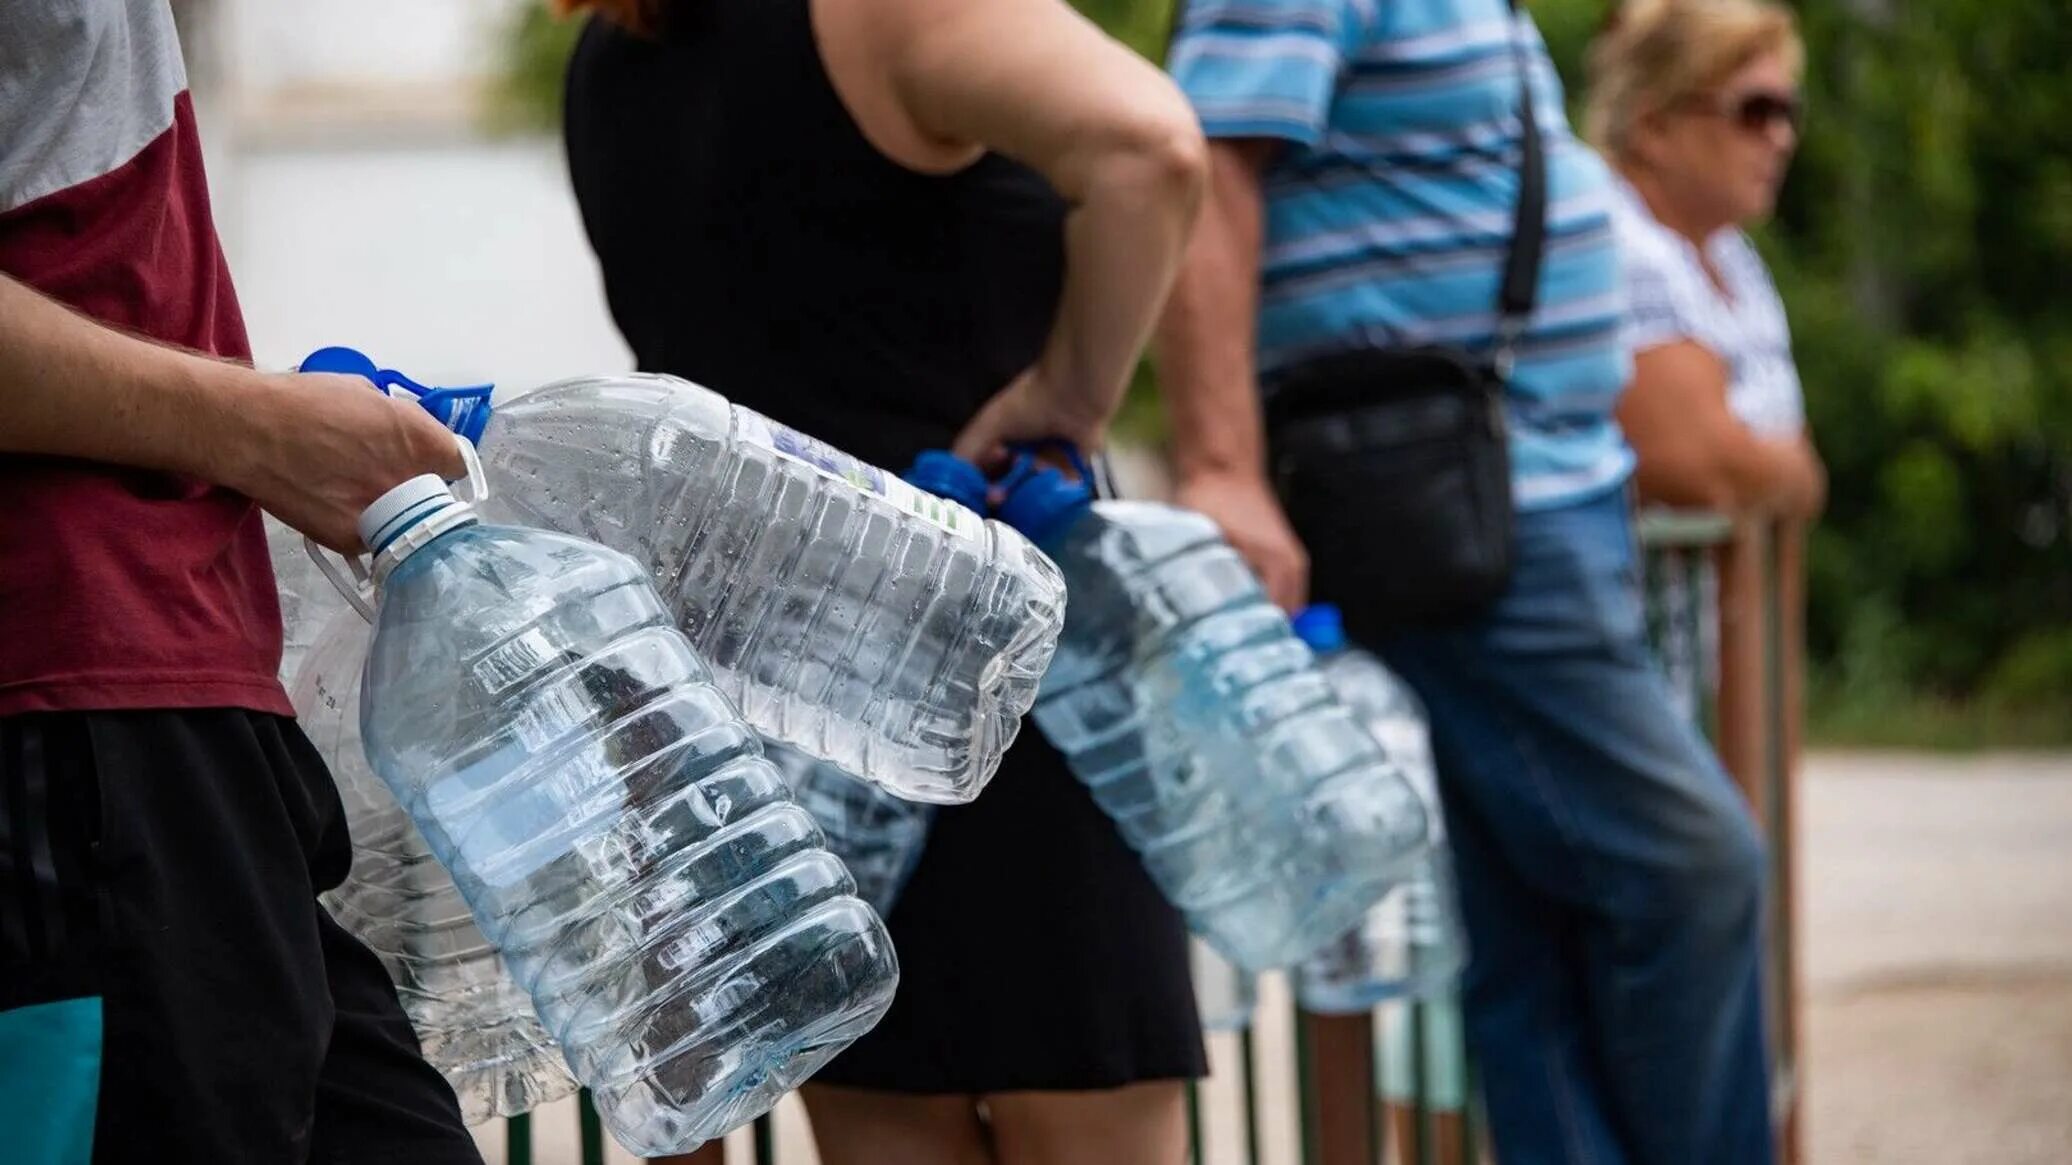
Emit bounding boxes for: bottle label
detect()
[736,409,981,540]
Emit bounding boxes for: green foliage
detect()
[1075,0,1180,60]
[486,4,584,132]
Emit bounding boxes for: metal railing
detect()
[495,509,1804,1165]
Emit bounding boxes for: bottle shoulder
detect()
[373,524,662,662]
[500,372,731,428]
[1058,501,1232,579]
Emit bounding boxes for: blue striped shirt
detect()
[1170,0,1634,509]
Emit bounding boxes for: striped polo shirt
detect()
[1169,0,1634,509]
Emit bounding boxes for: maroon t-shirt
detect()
[0,0,288,716]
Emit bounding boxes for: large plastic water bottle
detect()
[1289,606,1466,1012]
[762,742,933,918]
[296,608,578,1124]
[339,457,898,1155]
[303,619,926,1110]
[995,454,1431,971]
[297,348,1065,805]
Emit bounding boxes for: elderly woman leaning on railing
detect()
[1584,0,1820,920]
[1587,0,1826,524]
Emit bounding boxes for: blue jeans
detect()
[1367,487,1773,1165]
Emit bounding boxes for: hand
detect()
[1783,439,1827,521]
[952,364,1109,470]
[227,372,467,554]
[1174,467,1309,612]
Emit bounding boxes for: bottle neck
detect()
[370,502,480,586]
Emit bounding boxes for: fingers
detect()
[1262,564,1303,614]
[950,391,1017,464]
[387,394,467,478]
[952,369,1112,468]
[950,429,1007,468]
[244,372,480,557]
[1249,542,1310,613]
[304,520,369,558]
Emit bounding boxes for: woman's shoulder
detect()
[1606,180,1692,276]
[1711,229,1785,305]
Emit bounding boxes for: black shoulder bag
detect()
[1262,0,1547,630]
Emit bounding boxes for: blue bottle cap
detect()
[904,451,989,513]
[296,346,496,445]
[995,458,1094,547]
[299,345,381,379]
[1291,603,1347,653]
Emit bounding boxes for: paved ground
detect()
[480,750,2072,1163]
[1799,751,2072,1165]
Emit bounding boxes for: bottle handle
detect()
[449,429,490,507]
[308,538,376,623]
[303,431,489,621]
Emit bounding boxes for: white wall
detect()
[218,139,631,392]
[199,0,628,390]
[222,0,512,95]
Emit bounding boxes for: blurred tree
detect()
[495,0,2072,732]
[490,4,585,132]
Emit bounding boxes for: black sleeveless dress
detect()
[563,5,1205,1092]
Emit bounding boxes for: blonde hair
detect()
[1583,0,1803,161]
[550,0,668,38]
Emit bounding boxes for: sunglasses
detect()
[1703,89,1803,136]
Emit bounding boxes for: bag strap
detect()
[1161,0,1545,373]
[1494,0,1548,376]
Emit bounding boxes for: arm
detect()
[1617,339,1825,518]
[1152,139,1310,611]
[820,0,1208,460]
[0,274,461,550]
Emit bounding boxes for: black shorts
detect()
[0,708,481,1164]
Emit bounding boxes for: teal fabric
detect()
[0,996,101,1164]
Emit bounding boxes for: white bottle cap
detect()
[359,473,460,553]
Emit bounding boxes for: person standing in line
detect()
[1154,0,1775,1162]
[1588,0,1823,819]
[1587,0,1824,519]
[551,0,1210,1161]
[0,3,486,1161]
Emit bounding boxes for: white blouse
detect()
[1611,178,1805,437]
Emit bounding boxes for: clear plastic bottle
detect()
[294,349,1066,805]
[998,461,1431,971]
[1190,938,1258,1033]
[347,467,898,1155]
[1289,606,1465,1012]
[296,607,578,1124]
[268,513,350,682]
[762,742,933,918]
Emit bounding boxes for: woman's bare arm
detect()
[1619,339,1824,517]
[817,0,1208,461]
